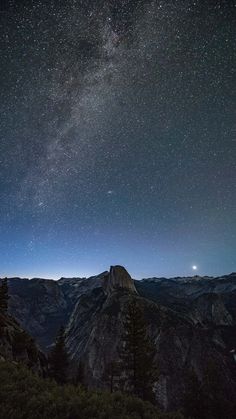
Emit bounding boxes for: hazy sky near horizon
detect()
[0,0,235,280]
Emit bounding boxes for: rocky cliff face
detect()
[103,265,137,295]
[7,277,71,351]
[4,268,236,411]
[0,311,46,375]
[188,293,233,326]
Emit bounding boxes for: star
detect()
[0,1,234,279]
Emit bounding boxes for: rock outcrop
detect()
[0,312,46,375]
[7,277,71,351]
[103,265,137,295]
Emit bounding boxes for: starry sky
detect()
[0,0,235,279]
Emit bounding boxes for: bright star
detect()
[192,265,198,271]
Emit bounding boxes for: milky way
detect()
[0,0,235,278]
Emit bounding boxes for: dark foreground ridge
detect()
[0,362,179,419]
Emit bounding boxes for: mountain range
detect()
[2,266,236,411]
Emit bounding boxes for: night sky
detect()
[0,0,235,279]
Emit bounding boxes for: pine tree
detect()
[183,368,205,419]
[120,298,157,402]
[103,360,122,393]
[75,360,86,388]
[0,278,9,314]
[49,326,69,385]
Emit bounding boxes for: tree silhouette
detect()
[49,326,69,384]
[75,359,87,388]
[103,360,122,393]
[120,298,158,402]
[0,278,9,314]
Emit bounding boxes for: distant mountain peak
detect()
[103,265,137,295]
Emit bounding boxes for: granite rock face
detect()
[0,311,46,375]
[103,265,137,295]
[7,278,71,351]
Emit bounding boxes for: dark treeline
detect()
[0,362,181,419]
[0,278,9,315]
